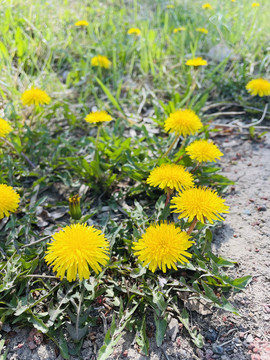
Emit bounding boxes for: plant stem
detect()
[165,188,172,206]
[163,135,180,158]
[21,234,51,248]
[186,217,198,235]
[191,163,200,174]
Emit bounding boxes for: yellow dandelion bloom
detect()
[74,20,89,27]
[164,109,203,137]
[186,139,223,163]
[246,78,270,97]
[0,184,20,219]
[196,27,208,34]
[202,3,213,9]
[166,4,175,9]
[251,2,260,7]
[231,0,236,2]
[133,223,193,273]
[173,27,186,33]
[127,28,141,36]
[0,119,13,138]
[45,223,110,282]
[21,88,51,107]
[186,57,208,67]
[147,164,194,192]
[171,187,229,224]
[91,55,112,69]
[85,110,112,124]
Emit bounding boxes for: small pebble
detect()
[212,344,224,355]
[205,328,218,342]
[257,206,267,212]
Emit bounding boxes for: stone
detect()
[167,317,179,341]
[205,328,218,342]
[212,344,224,355]
[246,334,254,343]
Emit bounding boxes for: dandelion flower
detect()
[133,223,193,273]
[171,187,229,224]
[85,110,112,124]
[45,223,110,282]
[74,20,89,26]
[0,119,13,138]
[246,78,270,97]
[0,184,20,219]
[166,4,175,8]
[251,2,260,7]
[147,164,194,193]
[186,139,223,163]
[186,57,208,67]
[91,55,112,69]
[202,3,213,9]
[173,27,186,33]
[164,109,203,137]
[21,88,51,107]
[127,28,141,36]
[196,27,208,34]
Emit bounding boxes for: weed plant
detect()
[0,0,269,358]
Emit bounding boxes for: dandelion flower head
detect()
[164,109,203,137]
[127,28,141,36]
[91,55,112,69]
[171,187,229,224]
[85,110,112,124]
[147,164,194,192]
[0,119,13,138]
[251,2,260,7]
[186,57,208,67]
[0,184,20,219]
[186,139,223,163]
[173,27,186,33]
[202,3,213,9]
[246,78,270,97]
[166,4,175,8]
[196,27,208,34]
[75,20,89,27]
[45,223,110,282]
[21,88,51,106]
[133,222,193,273]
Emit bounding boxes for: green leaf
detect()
[66,323,88,342]
[97,303,139,360]
[201,282,221,305]
[95,77,125,115]
[135,315,149,355]
[154,315,167,347]
[58,331,70,359]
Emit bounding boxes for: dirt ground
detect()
[1,129,270,360]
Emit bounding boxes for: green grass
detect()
[0,0,268,358]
